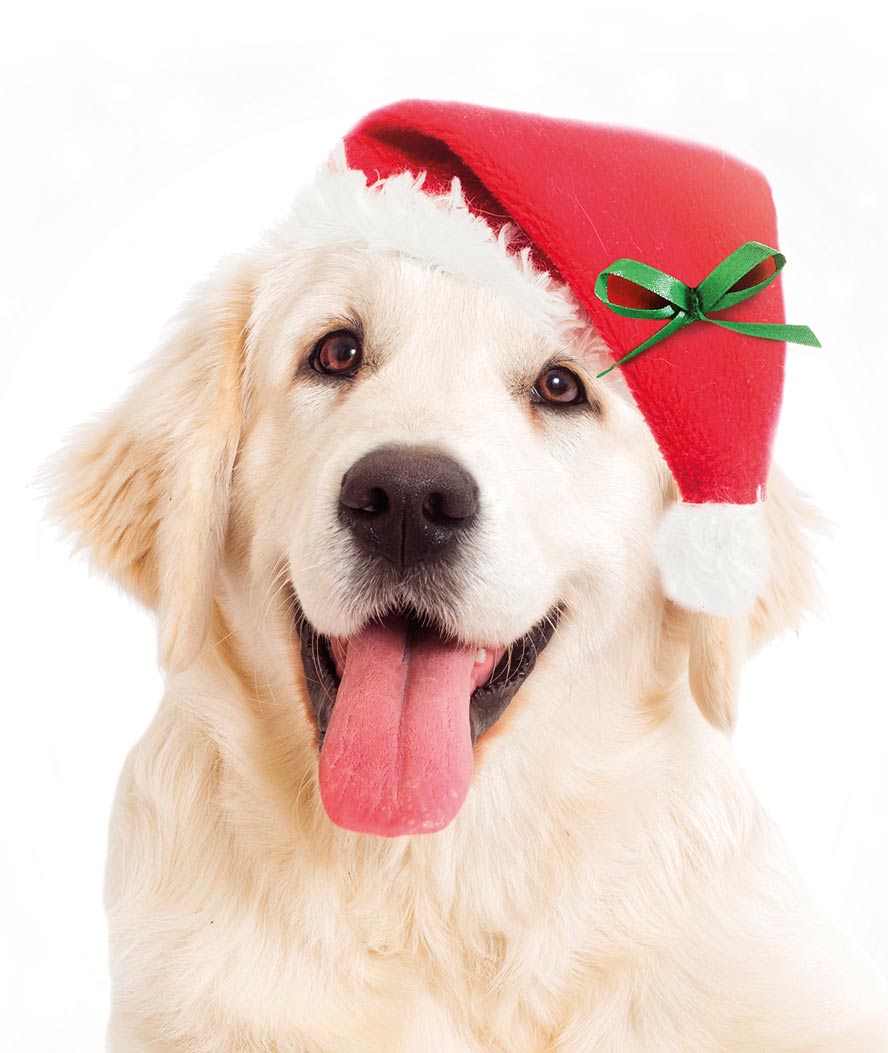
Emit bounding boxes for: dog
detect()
[49,121,888,1052]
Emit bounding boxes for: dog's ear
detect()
[46,253,256,674]
[686,466,824,730]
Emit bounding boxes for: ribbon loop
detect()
[695,241,784,311]
[593,259,690,319]
[594,242,820,378]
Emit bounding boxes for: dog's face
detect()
[224,243,667,834]
[242,248,659,642]
[50,220,816,841]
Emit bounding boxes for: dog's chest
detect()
[148,910,562,1052]
[145,858,584,1053]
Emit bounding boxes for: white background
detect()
[2,2,886,1048]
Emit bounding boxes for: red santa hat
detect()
[286,99,818,616]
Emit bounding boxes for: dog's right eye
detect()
[310,330,364,377]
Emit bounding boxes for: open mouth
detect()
[295,600,560,838]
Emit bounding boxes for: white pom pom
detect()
[652,501,770,616]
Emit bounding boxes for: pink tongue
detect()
[318,616,476,837]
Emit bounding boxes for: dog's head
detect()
[48,181,820,839]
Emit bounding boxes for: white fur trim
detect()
[652,501,770,616]
[275,141,620,379]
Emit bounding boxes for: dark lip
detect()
[293,598,562,748]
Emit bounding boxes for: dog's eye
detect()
[310,330,363,377]
[531,365,587,406]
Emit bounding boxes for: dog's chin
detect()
[292,591,561,838]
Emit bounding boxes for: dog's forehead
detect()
[372,254,561,370]
[251,243,575,386]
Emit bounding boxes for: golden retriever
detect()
[49,156,888,1051]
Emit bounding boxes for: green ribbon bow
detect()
[593,241,821,378]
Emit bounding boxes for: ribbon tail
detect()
[706,318,822,348]
[596,313,690,378]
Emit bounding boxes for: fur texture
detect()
[652,500,770,617]
[48,184,888,1052]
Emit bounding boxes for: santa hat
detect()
[287,99,818,616]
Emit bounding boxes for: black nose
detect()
[339,445,480,569]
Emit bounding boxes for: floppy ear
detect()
[46,253,256,673]
[686,466,824,730]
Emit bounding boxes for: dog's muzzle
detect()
[293,442,561,838]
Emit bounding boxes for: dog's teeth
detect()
[475,648,487,664]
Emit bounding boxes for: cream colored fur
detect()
[50,221,888,1052]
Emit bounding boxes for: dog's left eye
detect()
[310,330,364,377]
[530,365,587,406]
